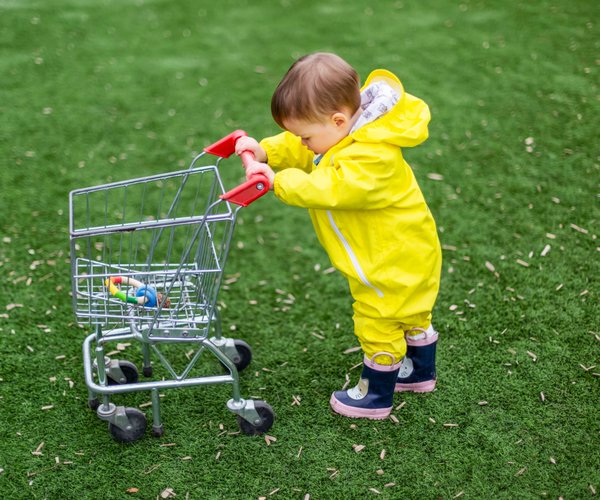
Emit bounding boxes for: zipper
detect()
[326,210,384,298]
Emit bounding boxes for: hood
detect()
[350,69,430,148]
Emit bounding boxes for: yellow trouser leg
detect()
[353,315,407,365]
[353,312,434,365]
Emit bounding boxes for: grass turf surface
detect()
[1,0,598,498]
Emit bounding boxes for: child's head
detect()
[271,53,361,154]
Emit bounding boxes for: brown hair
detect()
[271,52,361,128]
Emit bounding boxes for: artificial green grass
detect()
[1,0,598,498]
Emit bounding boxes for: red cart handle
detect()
[220,172,270,207]
[204,130,270,207]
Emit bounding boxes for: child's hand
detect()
[235,136,267,163]
[245,160,275,189]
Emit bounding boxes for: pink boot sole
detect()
[329,393,392,420]
[395,379,436,393]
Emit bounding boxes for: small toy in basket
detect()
[105,276,171,309]
[69,131,274,442]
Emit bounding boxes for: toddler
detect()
[236,52,442,419]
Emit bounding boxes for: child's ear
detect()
[331,112,348,128]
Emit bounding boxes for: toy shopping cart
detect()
[69,130,274,442]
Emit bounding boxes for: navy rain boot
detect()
[395,326,438,393]
[330,353,400,420]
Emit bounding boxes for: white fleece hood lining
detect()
[351,80,400,134]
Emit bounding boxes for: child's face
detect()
[283,111,353,155]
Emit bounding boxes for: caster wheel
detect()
[88,398,100,411]
[108,408,147,443]
[237,400,275,436]
[231,339,253,372]
[107,360,139,385]
[221,339,252,372]
[143,366,153,377]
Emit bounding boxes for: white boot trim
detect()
[397,356,414,378]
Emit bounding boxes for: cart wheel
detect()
[108,408,147,443]
[88,398,100,411]
[107,360,139,385]
[237,400,275,436]
[227,339,253,372]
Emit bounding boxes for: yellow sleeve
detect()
[260,132,314,173]
[274,143,409,210]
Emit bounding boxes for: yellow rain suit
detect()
[260,69,442,361]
